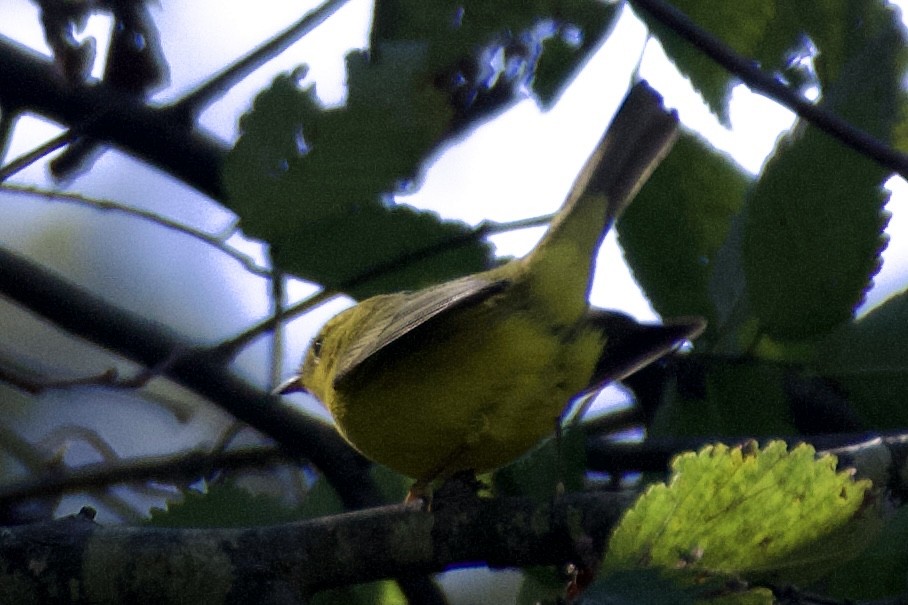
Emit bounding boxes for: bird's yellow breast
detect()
[324,292,602,480]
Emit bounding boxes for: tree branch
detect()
[0,35,227,199]
[175,0,352,112]
[0,491,634,603]
[0,447,289,505]
[0,244,378,509]
[628,0,908,180]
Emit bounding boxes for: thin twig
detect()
[0,107,16,164]
[0,131,76,181]
[0,244,378,509]
[0,184,272,278]
[0,446,291,504]
[174,0,353,112]
[215,288,338,359]
[628,0,908,180]
[0,423,143,521]
[0,35,228,199]
[269,268,286,391]
[38,425,121,463]
[214,212,556,355]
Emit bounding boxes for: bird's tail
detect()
[522,81,679,321]
[536,80,679,260]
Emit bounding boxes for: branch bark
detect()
[0,245,379,510]
[0,35,227,199]
[0,491,634,604]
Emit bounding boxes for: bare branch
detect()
[176,0,353,112]
[0,35,228,199]
[0,244,379,510]
[0,446,290,505]
[0,184,272,278]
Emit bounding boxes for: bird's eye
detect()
[311,337,324,358]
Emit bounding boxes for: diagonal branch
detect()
[0,244,378,510]
[0,447,290,505]
[176,0,352,112]
[0,35,227,199]
[629,0,908,180]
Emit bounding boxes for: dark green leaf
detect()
[652,356,795,438]
[639,0,777,122]
[224,47,499,297]
[493,426,586,500]
[517,567,567,605]
[815,504,908,599]
[532,3,620,107]
[618,131,749,337]
[814,289,908,429]
[583,569,701,605]
[741,19,899,338]
[146,481,304,528]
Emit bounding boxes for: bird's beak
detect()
[273,375,306,396]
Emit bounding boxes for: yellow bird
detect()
[279,81,704,491]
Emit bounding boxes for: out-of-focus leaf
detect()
[582,567,774,604]
[816,504,908,599]
[313,581,405,605]
[532,2,620,107]
[146,481,303,528]
[517,567,566,605]
[225,0,629,298]
[741,12,903,339]
[638,0,776,122]
[651,357,795,439]
[493,426,586,500]
[813,289,908,429]
[583,569,697,605]
[618,131,749,337]
[604,442,876,585]
[224,47,498,298]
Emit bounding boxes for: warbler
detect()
[279,81,704,491]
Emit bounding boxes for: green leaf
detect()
[299,464,410,519]
[582,568,775,605]
[639,0,777,122]
[584,568,697,605]
[532,2,620,107]
[225,48,498,298]
[272,202,497,299]
[312,581,405,605]
[815,504,908,599]
[493,426,586,500]
[741,11,902,339]
[651,357,795,439]
[617,131,749,335]
[517,567,566,605]
[603,441,875,585]
[813,289,908,429]
[146,481,304,528]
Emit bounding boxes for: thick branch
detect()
[0,245,380,510]
[0,491,634,603]
[0,35,227,199]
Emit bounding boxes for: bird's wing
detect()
[335,274,510,386]
[580,310,706,394]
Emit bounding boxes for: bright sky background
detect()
[2,0,907,426]
[2,0,905,323]
[1,4,907,594]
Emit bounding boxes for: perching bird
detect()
[279,81,705,492]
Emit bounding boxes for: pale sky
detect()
[1,1,906,362]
